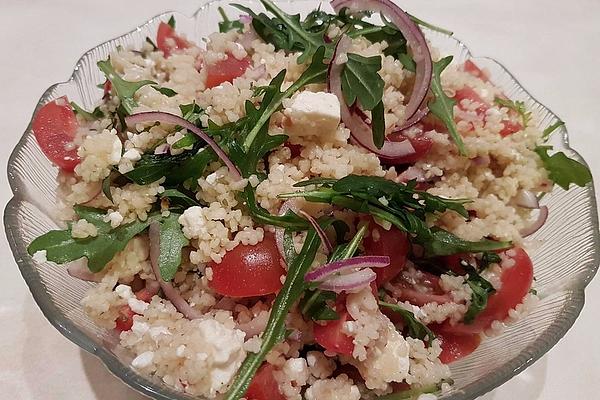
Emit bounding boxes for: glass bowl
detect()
[5,1,599,399]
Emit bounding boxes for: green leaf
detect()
[371,100,385,149]
[542,120,565,141]
[101,172,119,203]
[27,206,160,273]
[494,97,531,128]
[180,102,205,126]
[300,289,339,321]
[397,53,416,73]
[283,229,298,265]
[480,251,501,269]
[171,132,198,150]
[160,189,200,207]
[379,301,436,342]
[167,15,176,29]
[218,6,244,33]
[429,56,466,156]
[341,53,385,110]
[535,146,592,190]
[223,229,322,400]
[242,187,309,230]
[97,58,156,115]
[462,263,496,323]
[424,229,511,257]
[146,37,158,51]
[155,213,188,281]
[152,85,178,97]
[407,13,453,36]
[70,101,104,120]
[234,0,331,64]
[125,144,202,185]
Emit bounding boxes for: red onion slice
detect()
[67,260,101,282]
[149,222,202,320]
[298,210,333,254]
[275,199,301,261]
[331,0,433,127]
[514,190,540,209]
[305,255,390,282]
[154,143,170,155]
[126,112,241,180]
[520,205,549,237]
[328,36,417,161]
[319,268,377,293]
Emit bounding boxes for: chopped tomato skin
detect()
[156,22,190,57]
[32,96,80,171]
[208,233,285,298]
[363,222,410,286]
[454,87,489,117]
[433,329,482,364]
[386,133,434,165]
[115,305,135,332]
[440,247,534,335]
[205,55,251,88]
[245,363,286,400]
[313,297,354,355]
[499,120,523,136]
[463,60,489,82]
[135,288,155,303]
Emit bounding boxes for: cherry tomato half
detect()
[363,221,410,286]
[208,233,285,298]
[313,297,354,355]
[433,328,481,364]
[205,54,251,88]
[31,96,80,171]
[245,363,286,400]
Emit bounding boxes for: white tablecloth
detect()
[1,1,599,398]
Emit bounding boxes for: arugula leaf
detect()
[429,56,466,156]
[171,133,197,150]
[234,0,330,63]
[180,102,205,126]
[300,289,339,321]
[281,175,510,256]
[494,97,531,128]
[160,188,200,207]
[407,13,453,36]
[218,6,244,33]
[125,143,202,185]
[242,186,309,230]
[424,229,510,257]
[97,58,156,115]
[341,53,385,110]
[542,120,565,141]
[70,101,104,120]
[224,229,322,400]
[146,37,158,51]
[379,301,435,342]
[535,146,592,190]
[376,382,444,400]
[480,251,501,269]
[155,213,188,281]
[167,15,176,29]
[341,53,386,148]
[27,206,160,272]
[397,53,416,73]
[462,263,496,323]
[152,85,178,97]
[283,229,298,265]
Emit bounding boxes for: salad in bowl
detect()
[15,0,595,399]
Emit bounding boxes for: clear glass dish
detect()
[4,1,599,399]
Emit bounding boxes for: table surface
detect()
[1,1,599,399]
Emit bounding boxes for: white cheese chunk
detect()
[284,91,341,142]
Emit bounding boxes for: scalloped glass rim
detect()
[4,1,599,399]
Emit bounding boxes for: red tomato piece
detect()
[434,329,481,364]
[395,270,453,306]
[363,222,410,286]
[441,247,534,335]
[314,297,355,355]
[115,305,135,332]
[245,363,286,400]
[208,233,285,298]
[135,288,155,303]
[386,133,434,165]
[454,87,489,117]
[205,55,252,88]
[156,22,190,58]
[31,96,80,171]
[463,60,489,82]
[284,142,303,158]
[499,119,523,137]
